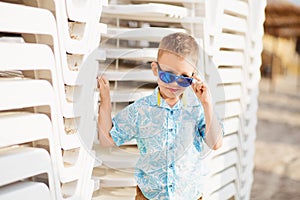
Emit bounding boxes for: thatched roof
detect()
[264,0,300,38]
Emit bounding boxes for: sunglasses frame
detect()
[156,62,194,87]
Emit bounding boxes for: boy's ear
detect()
[151,62,158,76]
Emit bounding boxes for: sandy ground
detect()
[250,75,300,200]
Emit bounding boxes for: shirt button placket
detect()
[167,110,175,194]
[168,163,175,191]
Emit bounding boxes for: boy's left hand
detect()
[191,75,212,105]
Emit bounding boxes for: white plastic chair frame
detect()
[66,0,107,23]
[0,2,102,152]
[0,181,51,200]
[0,79,94,199]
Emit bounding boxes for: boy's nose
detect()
[170,81,180,87]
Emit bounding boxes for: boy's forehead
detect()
[158,50,196,66]
[159,51,195,68]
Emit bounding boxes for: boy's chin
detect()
[162,88,185,98]
[170,90,184,98]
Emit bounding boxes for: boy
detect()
[98,32,223,199]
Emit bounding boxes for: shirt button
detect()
[169,146,173,150]
[170,110,174,115]
[169,128,173,132]
[169,184,174,192]
[169,164,173,168]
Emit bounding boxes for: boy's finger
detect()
[97,76,101,87]
[191,84,200,94]
[192,75,203,83]
[97,76,106,83]
[97,78,104,89]
[103,76,109,84]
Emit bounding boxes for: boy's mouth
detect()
[167,87,180,93]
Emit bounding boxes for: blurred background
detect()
[251,0,300,199]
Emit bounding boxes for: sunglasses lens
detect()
[159,71,176,83]
[157,63,193,87]
[177,77,193,87]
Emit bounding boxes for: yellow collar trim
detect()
[157,89,161,106]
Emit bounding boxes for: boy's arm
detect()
[202,101,223,150]
[98,76,116,147]
[192,76,223,150]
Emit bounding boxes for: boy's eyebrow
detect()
[158,63,193,77]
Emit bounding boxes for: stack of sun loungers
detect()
[0,0,266,199]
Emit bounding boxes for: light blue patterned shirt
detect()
[110,87,210,199]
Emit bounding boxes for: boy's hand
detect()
[97,76,111,104]
[97,76,115,147]
[192,76,223,150]
[191,75,212,105]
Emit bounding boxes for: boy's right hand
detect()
[97,76,111,103]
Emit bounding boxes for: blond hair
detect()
[158,32,199,66]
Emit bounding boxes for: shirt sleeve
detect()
[193,111,206,152]
[109,103,139,146]
[197,113,206,140]
[194,109,225,152]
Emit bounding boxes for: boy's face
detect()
[151,52,196,99]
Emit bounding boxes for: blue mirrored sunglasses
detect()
[156,62,194,87]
